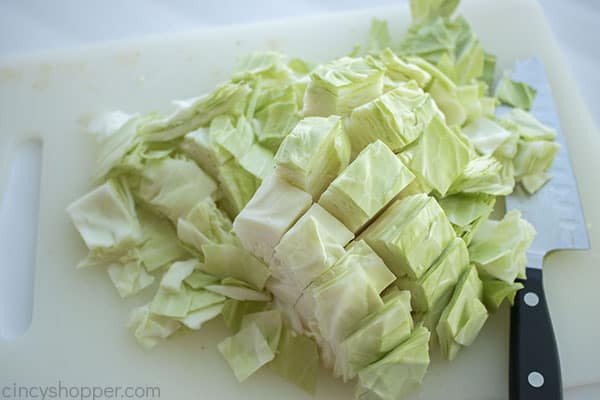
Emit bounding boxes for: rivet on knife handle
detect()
[510,267,562,400]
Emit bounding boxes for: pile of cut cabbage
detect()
[67,0,559,398]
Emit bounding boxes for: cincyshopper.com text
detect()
[1,381,160,400]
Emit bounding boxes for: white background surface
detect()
[0,0,598,399]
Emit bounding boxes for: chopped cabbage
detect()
[362,194,455,279]
[140,82,251,142]
[107,257,155,298]
[355,326,431,400]
[436,265,488,360]
[233,174,312,263]
[345,82,440,154]
[438,193,495,244]
[336,290,414,381]
[495,75,537,110]
[137,156,218,222]
[397,238,469,318]
[482,279,524,311]
[67,178,141,264]
[274,115,350,198]
[398,115,471,196]
[469,210,536,283]
[319,140,415,233]
[218,323,275,382]
[269,326,319,394]
[127,304,181,348]
[200,243,270,290]
[303,57,384,117]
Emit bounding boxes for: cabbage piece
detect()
[188,289,226,312]
[455,83,483,123]
[448,155,514,196]
[345,82,440,154]
[438,193,495,244]
[319,140,415,233]
[150,286,192,318]
[512,140,560,181]
[160,259,198,292]
[210,115,255,163]
[410,0,459,24]
[481,53,497,92]
[241,310,283,351]
[297,203,355,246]
[520,172,551,195]
[399,16,484,85]
[140,82,251,142]
[469,210,536,283]
[206,284,271,302]
[482,279,524,311]
[239,144,274,180]
[361,194,455,279]
[295,242,393,364]
[179,127,219,180]
[366,19,392,53]
[397,238,469,319]
[398,115,471,196]
[303,57,384,117]
[184,270,220,289]
[265,277,304,311]
[137,157,218,222]
[233,51,286,80]
[287,286,336,366]
[312,241,393,346]
[336,290,413,381]
[498,108,557,141]
[200,243,269,290]
[107,258,155,298]
[480,96,497,118]
[375,49,431,88]
[67,178,142,263]
[176,198,236,253]
[88,111,143,180]
[179,303,224,330]
[247,80,300,151]
[221,300,271,333]
[248,78,298,116]
[436,265,488,360]
[256,104,300,152]
[408,56,467,126]
[218,323,275,382]
[274,115,350,199]
[233,174,312,264]
[496,109,559,193]
[137,208,188,272]
[272,216,345,290]
[495,75,537,110]
[269,326,319,395]
[355,326,431,400]
[461,117,516,156]
[127,304,181,348]
[273,298,306,337]
[217,159,262,218]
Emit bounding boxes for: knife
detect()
[499,58,590,400]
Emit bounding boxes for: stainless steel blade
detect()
[501,57,590,269]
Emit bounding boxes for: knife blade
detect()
[500,57,590,400]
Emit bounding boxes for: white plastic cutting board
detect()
[1,0,599,399]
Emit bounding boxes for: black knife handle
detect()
[510,267,562,400]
